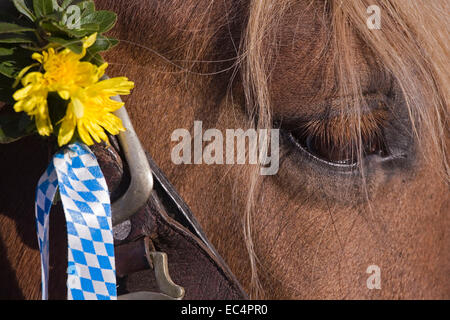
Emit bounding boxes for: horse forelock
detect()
[233,0,449,297]
[94,0,449,299]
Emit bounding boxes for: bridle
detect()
[100,95,247,300]
[0,72,247,300]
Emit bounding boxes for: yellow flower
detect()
[58,77,134,146]
[12,33,135,146]
[12,72,52,136]
[31,33,104,99]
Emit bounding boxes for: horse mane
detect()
[98,0,449,299]
[242,0,448,297]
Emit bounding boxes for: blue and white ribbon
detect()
[35,142,117,300]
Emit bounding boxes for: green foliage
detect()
[12,0,36,22]
[0,111,35,143]
[0,22,34,33]
[33,0,54,18]
[0,0,119,143]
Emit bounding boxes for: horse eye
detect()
[288,127,389,167]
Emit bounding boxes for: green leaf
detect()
[40,19,84,37]
[60,0,74,10]
[0,22,35,34]
[0,46,35,78]
[84,35,118,63]
[89,53,105,66]
[51,0,73,11]
[0,112,35,144]
[47,36,82,53]
[0,61,16,78]
[39,20,66,35]
[12,0,36,22]
[92,35,118,53]
[55,1,96,35]
[42,11,64,21]
[81,10,116,33]
[0,36,34,44]
[79,23,99,33]
[77,0,95,18]
[0,48,15,56]
[33,0,55,18]
[0,126,22,143]
[41,21,98,38]
[64,23,98,37]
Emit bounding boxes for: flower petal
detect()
[96,63,108,80]
[57,89,71,100]
[35,100,53,136]
[13,64,40,88]
[22,72,44,86]
[58,108,76,146]
[90,77,135,96]
[77,121,94,146]
[83,33,97,49]
[13,85,33,101]
[32,53,43,63]
[100,113,125,135]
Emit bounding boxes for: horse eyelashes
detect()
[286,110,390,166]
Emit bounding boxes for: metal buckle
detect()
[110,94,153,227]
[118,237,185,300]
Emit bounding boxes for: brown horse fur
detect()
[0,0,448,299]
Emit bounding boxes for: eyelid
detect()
[283,130,359,170]
[300,108,388,147]
[280,95,391,169]
[276,92,391,126]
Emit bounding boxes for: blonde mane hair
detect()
[241,0,449,298]
[103,0,448,299]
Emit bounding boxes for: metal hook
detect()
[110,93,153,226]
[118,237,185,300]
[144,237,185,299]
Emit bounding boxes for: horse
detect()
[0,0,448,299]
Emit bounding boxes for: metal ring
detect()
[110,93,153,226]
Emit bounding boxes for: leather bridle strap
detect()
[92,139,248,300]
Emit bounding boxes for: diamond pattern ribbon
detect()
[35,142,117,300]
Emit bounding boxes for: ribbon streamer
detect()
[35,142,117,300]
